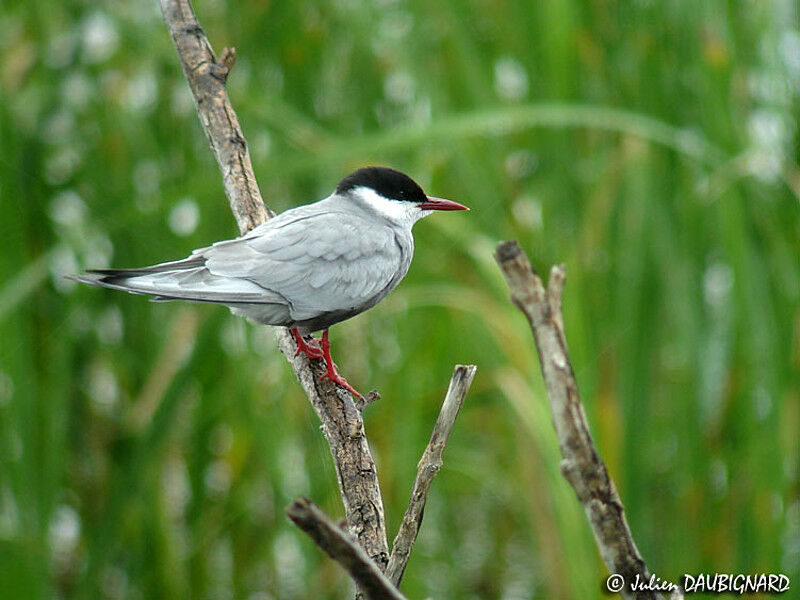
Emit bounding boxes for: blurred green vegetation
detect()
[1,1,799,599]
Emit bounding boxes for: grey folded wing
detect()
[206,210,408,323]
[73,209,408,328]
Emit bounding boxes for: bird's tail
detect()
[67,254,270,304]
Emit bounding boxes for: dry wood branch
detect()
[159,0,390,569]
[278,341,391,570]
[385,364,477,587]
[160,0,270,231]
[287,498,408,600]
[494,240,662,600]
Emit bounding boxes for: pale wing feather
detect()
[205,211,403,321]
[74,197,411,328]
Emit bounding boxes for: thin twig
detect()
[287,498,408,600]
[385,364,477,587]
[494,240,663,600]
[159,0,390,569]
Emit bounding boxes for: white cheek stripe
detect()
[354,186,428,225]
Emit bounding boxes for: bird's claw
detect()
[295,340,324,360]
[321,368,363,399]
[290,328,324,360]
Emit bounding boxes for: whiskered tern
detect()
[72,167,468,397]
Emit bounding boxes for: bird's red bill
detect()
[419,196,469,211]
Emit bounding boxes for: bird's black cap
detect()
[337,167,427,203]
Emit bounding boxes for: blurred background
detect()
[1,1,799,598]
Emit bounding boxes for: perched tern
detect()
[72,166,469,397]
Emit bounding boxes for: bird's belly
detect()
[289,271,404,332]
[291,306,366,334]
[228,303,292,326]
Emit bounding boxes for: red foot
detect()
[290,327,324,360]
[320,330,363,398]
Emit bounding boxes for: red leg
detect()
[290,327,324,360]
[319,330,362,398]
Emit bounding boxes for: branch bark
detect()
[287,498,408,600]
[385,364,476,586]
[494,240,662,600]
[159,0,390,569]
[160,0,270,230]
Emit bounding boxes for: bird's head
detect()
[336,166,468,226]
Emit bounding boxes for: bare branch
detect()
[159,0,390,569]
[277,339,391,569]
[494,240,663,600]
[287,498,408,600]
[159,0,270,232]
[385,364,476,587]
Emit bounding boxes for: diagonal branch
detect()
[385,364,476,587]
[159,0,390,569]
[494,241,663,600]
[287,498,408,600]
[160,0,270,231]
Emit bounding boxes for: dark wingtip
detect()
[84,268,122,275]
[64,272,108,287]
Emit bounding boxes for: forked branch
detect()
[494,241,663,600]
[159,3,476,594]
[287,498,408,600]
